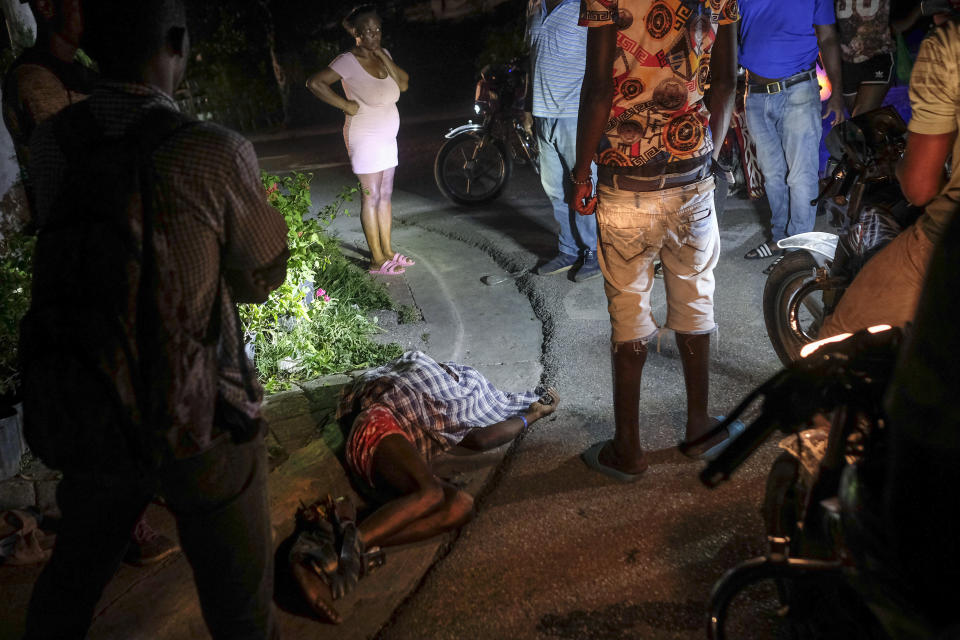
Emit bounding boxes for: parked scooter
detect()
[762,107,920,365]
[434,59,538,205]
[687,326,953,639]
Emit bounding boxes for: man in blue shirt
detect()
[525,0,599,281]
[740,0,845,272]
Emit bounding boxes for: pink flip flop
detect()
[391,253,415,267]
[369,261,405,275]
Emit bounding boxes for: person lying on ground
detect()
[336,350,559,549]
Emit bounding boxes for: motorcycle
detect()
[434,59,539,205]
[688,325,952,639]
[762,107,920,365]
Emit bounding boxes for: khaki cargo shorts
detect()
[595,176,720,343]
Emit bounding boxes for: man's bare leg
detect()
[357,434,472,548]
[851,83,890,117]
[597,340,649,474]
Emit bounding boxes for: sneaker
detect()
[574,251,602,282]
[124,517,180,566]
[536,252,578,276]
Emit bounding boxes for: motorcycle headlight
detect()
[474,103,481,115]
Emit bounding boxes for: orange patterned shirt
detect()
[579,0,739,172]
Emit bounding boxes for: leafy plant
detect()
[0,232,34,397]
[240,172,400,392]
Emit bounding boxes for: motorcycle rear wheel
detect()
[434,132,512,205]
[763,251,823,365]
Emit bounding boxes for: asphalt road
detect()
[251,112,828,639]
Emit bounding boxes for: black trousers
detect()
[24,435,278,640]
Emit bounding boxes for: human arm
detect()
[458,388,559,450]
[897,23,959,206]
[222,139,290,303]
[572,24,618,215]
[708,22,738,161]
[814,22,846,125]
[373,49,409,92]
[305,67,359,116]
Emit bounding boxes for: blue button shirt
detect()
[525,0,587,118]
[739,0,836,79]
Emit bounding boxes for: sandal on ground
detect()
[762,253,786,275]
[743,242,781,260]
[580,441,645,483]
[679,417,747,461]
[369,260,405,275]
[391,253,415,267]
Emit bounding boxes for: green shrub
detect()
[241,172,401,393]
[0,232,34,397]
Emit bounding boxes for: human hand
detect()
[344,100,360,116]
[823,95,845,126]
[572,179,597,215]
[527,386,560,422]
[522,111,533,136]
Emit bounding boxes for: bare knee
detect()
[442,489,474,529]
[412,482,446,515]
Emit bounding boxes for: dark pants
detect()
[24,436,277,640]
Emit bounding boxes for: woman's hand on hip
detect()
[344,100,360,116]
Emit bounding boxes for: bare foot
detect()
[597,439,649,475]
[682,417,730,457]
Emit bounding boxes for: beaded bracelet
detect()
[519,415,529,430]
[569,172,592,186]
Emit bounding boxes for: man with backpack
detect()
[21,1,289,638]
[2,0,179,569]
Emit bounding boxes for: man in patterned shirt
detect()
[572,0,740,480]
[336,351,558,547]
[22,1,289,638]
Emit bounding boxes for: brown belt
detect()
[598,163,710,192]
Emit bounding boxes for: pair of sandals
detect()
[369,252,415,276]
[289,495,386,624]
[744,241,785,275]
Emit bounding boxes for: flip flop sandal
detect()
[369,260,405,275]
[391,253,415,267]
[580,441,645,483]
[762,253,787,275]
[744,242,779,260]
[680,417,747,461]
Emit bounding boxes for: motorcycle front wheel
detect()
[763,251,825,365]
[434,132,511,205]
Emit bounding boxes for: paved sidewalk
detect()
[0,194,545,640]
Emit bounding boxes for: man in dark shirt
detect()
[22,1,289,638]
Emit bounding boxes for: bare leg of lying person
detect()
[356,388,559,548]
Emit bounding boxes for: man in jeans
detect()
[525,0,599,281]
[22,0,288,638]
[739,0,845,273]
[573,0,739,479]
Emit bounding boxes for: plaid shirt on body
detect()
[29,81,288,457]
[337,351,539,461]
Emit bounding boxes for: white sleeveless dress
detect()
[328,51,401,174]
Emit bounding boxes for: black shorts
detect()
[841,52,894,96]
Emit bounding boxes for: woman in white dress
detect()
[307,5,412,274]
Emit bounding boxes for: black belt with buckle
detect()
[598,162,709,192]
[747,67,816,95]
